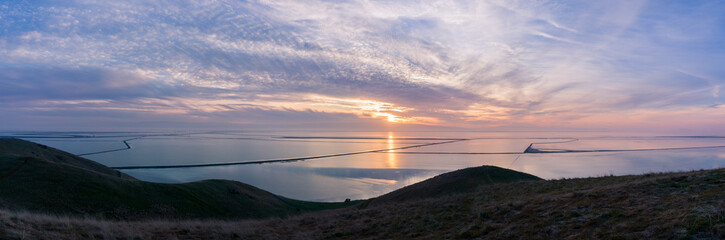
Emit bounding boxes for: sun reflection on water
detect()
[386,132,397,168]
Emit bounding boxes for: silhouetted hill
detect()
[372,165,541,205]
[0,138,132,179]
[0,138,356,220]
[2,138,723,239]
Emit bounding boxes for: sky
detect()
[1,0,724,133]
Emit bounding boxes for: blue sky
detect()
[1,0,724,132]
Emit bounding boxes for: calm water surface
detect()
[5,131,725,201]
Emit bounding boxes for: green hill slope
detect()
[0,138,355,220]
[372,165,542,205]
[3,166,724,239]
[0,138,132,179]
[3,137,724,239]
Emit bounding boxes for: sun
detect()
[372,112,401,123]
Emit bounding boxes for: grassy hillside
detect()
[0,138,133,179]
[249,169,725,239]
[3,168,724,239]
[371,165,541,205]
[1,138,724,239]
[0,138,357,220]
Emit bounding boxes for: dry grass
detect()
[0,209,260,239]
[2,168,725,239]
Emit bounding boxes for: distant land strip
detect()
[393,152,524,155]
[396,145,725,155]
[111,139,468,169]
[525,145,725,153]
[280,136,468,140]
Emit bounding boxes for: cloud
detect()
[1,0,724,132]
[0,66,176,101]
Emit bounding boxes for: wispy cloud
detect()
[1,0,724,132]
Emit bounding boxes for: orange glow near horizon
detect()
[62,93,725,132]
[109,94,452,126]
[373,112,401,123]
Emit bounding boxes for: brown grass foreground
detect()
[2,167,724,239]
